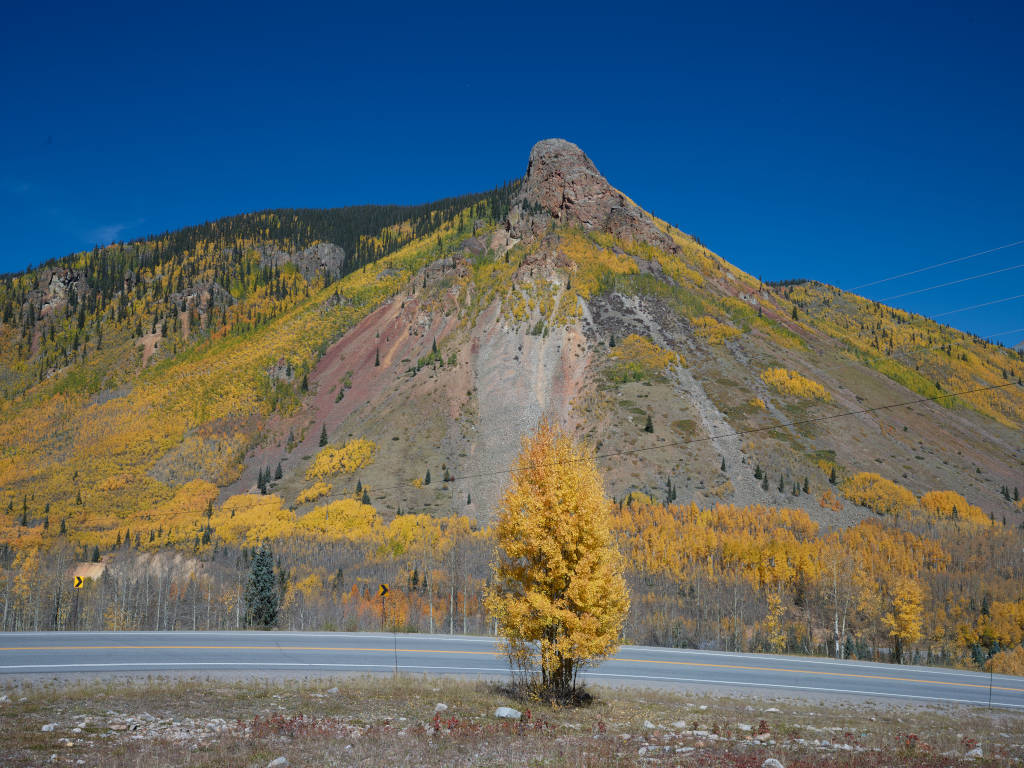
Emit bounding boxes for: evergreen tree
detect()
[791,306,799,321]
[245,543,279,629]
[843,634,855,660]
[361,489,371,505]
[644,414,653,433]
[720,457,726,472]
[319,424,328,447]
[778,474,785,493]
[467,492,472,505]
[90,545,100,562]
[424,469,431,485]
[803,477,809,493]
[355,479,362,494]
[829,466,837,485]
[375,347,380,366]
[59,517,67,535]
[274,461,283,480]
[761,474,769,491]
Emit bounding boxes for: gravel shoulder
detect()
[1,674,1019,767]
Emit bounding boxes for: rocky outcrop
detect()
[259,242,345,282]
[507,138,680,254]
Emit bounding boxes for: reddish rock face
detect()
[508,138,679,254]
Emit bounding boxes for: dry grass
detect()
[0,674,1020,767]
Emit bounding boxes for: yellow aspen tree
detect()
[485,421,629,696]
[883,577,924,664]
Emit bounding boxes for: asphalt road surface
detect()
[1,631,1021,709]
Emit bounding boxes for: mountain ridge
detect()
[0,139,1020,554]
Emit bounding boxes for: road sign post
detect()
[378,583,389,632]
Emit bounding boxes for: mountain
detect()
[0,139,1021,550]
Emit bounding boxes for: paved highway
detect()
[1,631,1021,709]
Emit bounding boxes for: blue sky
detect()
[2,1,1022,344]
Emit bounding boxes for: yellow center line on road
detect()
[4,645,1023,694]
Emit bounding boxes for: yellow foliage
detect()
[760,368,831,401]
[557,229,638,298]
[919,490,989,525]
[881,577,925,648]
[608,334,682,381]
[485,421,629,692]
[841,472,918,516]
[305,438,377,480]
[692,315,742,344]
[749,397,767,410]
[986,645,1024,676]
[295,482,331,505]
[976,600,1024,648]
[212,494,292,545]
[295,499,382,544]
[611,499,820,589]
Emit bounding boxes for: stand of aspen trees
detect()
[2,489,1022,674]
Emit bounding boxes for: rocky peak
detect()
[507,138,679,254]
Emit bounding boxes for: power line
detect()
[932,293,1024,319]
[984,327,1024,342]
[362,381,1019,496]
[881,263,1024,301]
[852,239,1024,291]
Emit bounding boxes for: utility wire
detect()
[852,239,1024,291]
[881,263,1024,301]
[984,327,1024,342]
[361,381,1019,496]
[932,293,1024,319]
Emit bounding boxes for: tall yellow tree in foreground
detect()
[485,421,629,697]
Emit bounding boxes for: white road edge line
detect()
[1,662,1020,709]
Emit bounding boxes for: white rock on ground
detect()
[434,703,448,713]
[762,759,786,768]
[326,687,339,694]
[966,747,984,759]
[266,758,289,768]
[643,720,656,729]
[494,706,521,719]
[41,723,58,732]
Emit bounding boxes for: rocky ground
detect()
[0,675,1019,767]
